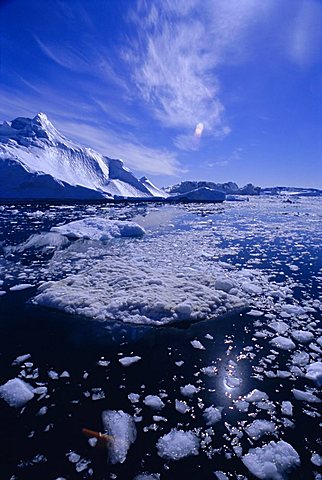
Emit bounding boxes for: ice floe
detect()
[156,429,199,460]
[305,362,322,387]
[51,217,145,240]
[0,378,34,408]
[242,440,300,479]
[101,410,137,464]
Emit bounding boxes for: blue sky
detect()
[1,0,322,188]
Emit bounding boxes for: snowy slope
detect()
[0,113,165,200]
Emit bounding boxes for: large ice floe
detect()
[30,211,288,325]
[242,440,300,480]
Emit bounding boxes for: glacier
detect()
[0,113,166,200]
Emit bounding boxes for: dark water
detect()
[0,200,321,480]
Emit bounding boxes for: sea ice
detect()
[203,406,222,425]
[180,384,199,397]
[245,420,275,440]
[143,395,165,410]
[101,410,137,464]
[0,378,34,408]
[291,330,314,343]
[281,401,293,416]
[175,399,189,414]
[292,388,321,403]
[119,356,141,367]
[9,283,34,291]
[242,440,300,479]
[156,429,199,460]
[244,389,269,403]
[269,336,295,350]
[51,217,145,240]
[305,362,322,387]
[190,340,205,350]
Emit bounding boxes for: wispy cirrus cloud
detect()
[124,0,274,150]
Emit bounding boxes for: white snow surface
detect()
[0,113,165,200]
[51,217,145,241]
[101,410,137,464]
[0,378,34,408]
[242,440,300,480]
[156,429,199,460]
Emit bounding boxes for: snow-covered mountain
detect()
[0,113,166,200]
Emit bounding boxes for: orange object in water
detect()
[82,428,113,448]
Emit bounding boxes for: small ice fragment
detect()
[175,399,189,414]
[9,284,34,291]
[269,321,289,335]
[245,420,275,440]
[156,429,199,460]
[175,361,184,367]
[244,389,268,403]
[128,393,140,404]
[311,453,322,467]
[133,474,160,480]
[119,356,141,367]
[0,378,34,408]
[203,406,222,425]
[269,336,295,350]
[305,362,322,387]
[190,340,205,350]
[144,395,165,410]
[281,401,293,416]
[180,384,199,398]
[12,354,31,365]
[291,330,314,343]
[292,388,321,403]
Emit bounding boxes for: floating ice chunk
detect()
[292,388,321,403]
[67,451,81,463]
[0,291,6,296]
[156,429,199,460]
[9,283,34,291]
[269,336,295,351]
[101,410,137,464]
[13,232,69,252]
[175,399,189,414]
[269,321,289,335]
[248,309,264,317]
[291,330,314,343]
[214,472,229,480]
[190,340,205,350]
[175,361,184,367]
[242,440,300,479]
[201,365,217,377]
[203,406,222,425]
[12,353,31,365]
[291,351,310,367]
[281,401,293,416]
[119,356,141,367]
[281,305,305,316]
[128,393,140,404]
[235,400,249,412]
[245,389,268,403]
[0,378,34,408]
[245,420,275,441]
[180,384,199,398]
[305,362,322,387]
[311,453,322,467]
[144,395,165,410]
[51,217,145,240]
[242,282,262,295]
[215,277,235,293]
